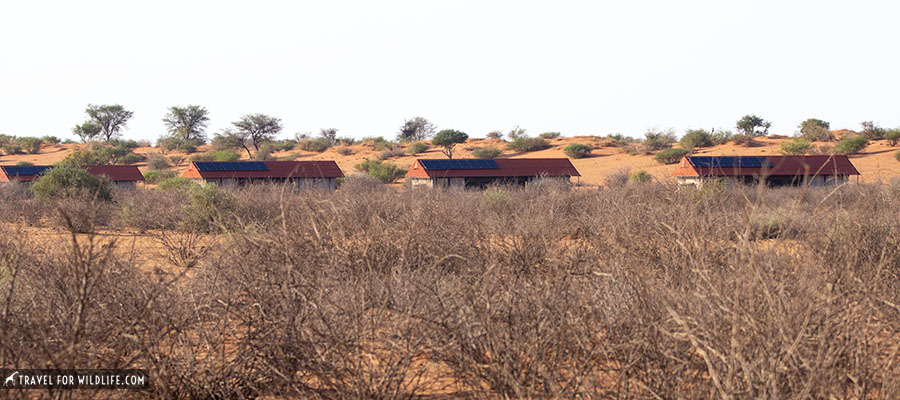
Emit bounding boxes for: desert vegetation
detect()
[0,182,898,398]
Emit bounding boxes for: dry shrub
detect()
[0,182,898,399]
[50,194,113,233]
[0,184,48,225]
[114,188,187,232]
[0,226,200,398]
[604,167,631,188]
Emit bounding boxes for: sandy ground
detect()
[3,134,900,186]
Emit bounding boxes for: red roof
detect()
[406,158,580,178]
[0,165,144,182]
[672,155,860,177]
[183,161,344,179]
[0,167,45,182]
[85,165,145,182]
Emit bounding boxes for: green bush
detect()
[799,118,833,141]
[168,155,186,166]
[58,148,106,166]
[623,144,646,155]
[507,126,527,140]
[41,135,61,144]
[15,161,33,166]
[630,170,652,183]
[834,136,868,155]
[158,137,202,153]
[539,132,561,139]
[894,150,900,163]
[860,121,885,140]
[377,147,405,160]
[780,138,813,155]
[157,176,198,191]
[146,153,170,170]
[180,142,198,154]
[654,148,690,164]
[643,130,676,151]
[487,131,503,140]
[17,137,43,154]
[109,139,142,150]
[190,149,241,162]
[885,129,900,146]
[711,130,733,145]
[57,144,143,167]
[31,167,112,201]
[563,143,592,159]
[213,150,241,161]
[269,140,297,152]
[680,129,713,148]
[336,147,354,156]
[406,141,429,155]
[182,184,234,233]
[750,215,792,240]
[732,133,755,146]
[188,152,213,161]
[298,138,332,152]
[120,152,143,164]
[143,169,178,184]
[2,142,22,155]
[354,159,407,183]
[210,134,242,151]
[604,133,636,146]
[337,137,357,146]
[481,188,511,210]
[253,143,278,161]
[361,136,395,151]
[507,137,551,153]
[471,146,502,159]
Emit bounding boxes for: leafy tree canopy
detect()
[397,117,436,142]
[432,129,469,159]
[163,105,210,143]
[736,114,771,137]
[86,104,133,142]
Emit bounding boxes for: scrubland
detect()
[1,180,899,399]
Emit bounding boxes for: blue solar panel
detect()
[1,165,53,176]
[194,161,268,171]
[420,159,499,170]
[689,156,772,168]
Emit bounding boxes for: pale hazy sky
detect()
[1,0,898,142]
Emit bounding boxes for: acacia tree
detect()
[398,117,436,142]
[860,121,886,140]
[232,114,282,151]
[214,129,254,158]
[163,105,210,143]
[736,115,772,137]
[432,129,468,159]
[85,104,133,142]
[320,128,338,145]
[72,121,102,142]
